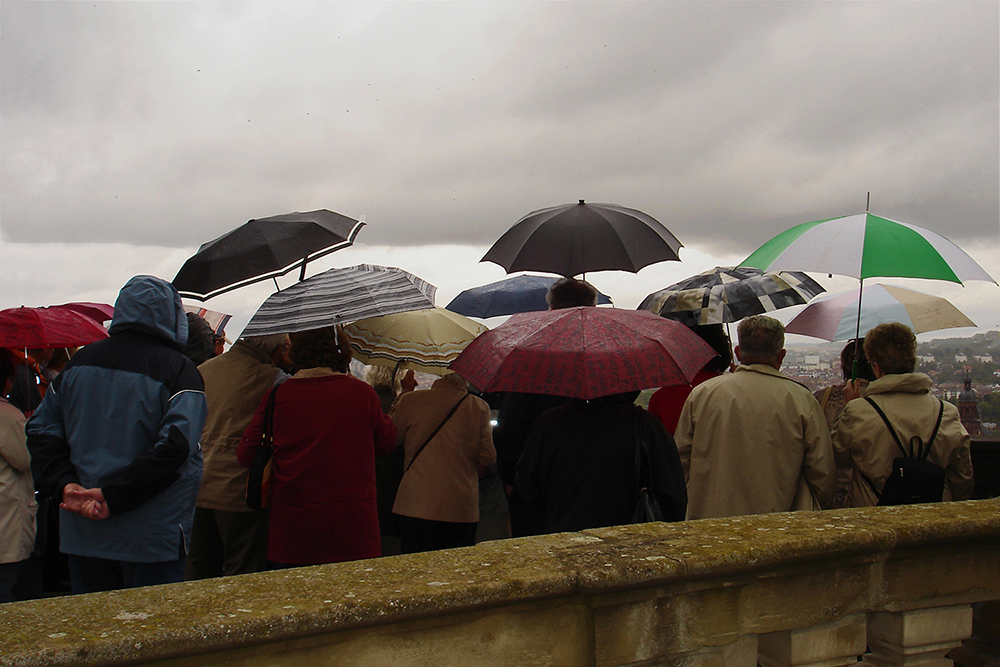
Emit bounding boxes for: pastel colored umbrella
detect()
[447,274,613,318]
[638,266,825,326]
[482,200,682,277]
[785,284,976,341]
[0,306,109,349]
[173,209,365,301]
[344,307,488,377]
[240,264,436,337]
[450,307,716,400]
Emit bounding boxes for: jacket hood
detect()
[108,276,189,350]
[866,372,933,396]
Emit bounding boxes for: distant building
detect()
[918,355,936,364]
[975,355,993,363]
[955,354,968,363]
[958,376,981,436]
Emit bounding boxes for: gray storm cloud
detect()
[1,1,996,255]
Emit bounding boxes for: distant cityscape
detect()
[784,331,1000,436]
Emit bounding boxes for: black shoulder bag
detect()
[631,409,665,523]
[860,397,946,506]
[246,386,278,510]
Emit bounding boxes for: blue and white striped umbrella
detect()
[240,264,436,337]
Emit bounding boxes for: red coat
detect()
[238,372,396,565]
[647,369,719,435]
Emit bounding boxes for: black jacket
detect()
[514,392,687,535]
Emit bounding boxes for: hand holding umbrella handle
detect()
[401,369,418,392]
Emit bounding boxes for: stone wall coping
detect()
[2,500,998,667]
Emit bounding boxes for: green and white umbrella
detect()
[740,210,995,378]
[740,212,995,284]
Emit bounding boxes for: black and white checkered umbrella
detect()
[637,266,825,326]
[240,264,436,337]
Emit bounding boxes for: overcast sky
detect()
[2,1,998,338]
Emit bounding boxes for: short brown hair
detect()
[737,315,784,361]
[546,278,599,309]
[864,322,916,375]
[290,325,352,373]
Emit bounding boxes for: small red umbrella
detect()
[0,306,110,349]
[450,307,716,400]
[49,302,115,324]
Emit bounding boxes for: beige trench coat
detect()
[196,341,283,512]
[833,372,973,508]
[1,398,37,564]
[391,374,496,524]
[675,364,836,520]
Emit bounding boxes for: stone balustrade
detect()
[2,499,998,667]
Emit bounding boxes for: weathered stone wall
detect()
[2,500,998,667]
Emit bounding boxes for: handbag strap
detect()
[404,394,469,473]
[633,407,652,494]
[262,385,279,448]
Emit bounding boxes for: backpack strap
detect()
[864,397,908,457]
[917,399,945,461]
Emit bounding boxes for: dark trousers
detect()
[0,561,24,602]
[68,554,186,594]
[185,507,270,580]
[394,514,477,554]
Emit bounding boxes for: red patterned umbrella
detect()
[50,302,115,324]
[0,306,109,349]
[450,307,716,400]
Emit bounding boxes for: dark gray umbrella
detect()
[446,274,613,318]
[240,265,437,337]
[172,210,365,301]
[481,200,682,277]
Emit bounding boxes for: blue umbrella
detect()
[446,274,612,318]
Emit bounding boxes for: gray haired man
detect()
[675,315,836,519]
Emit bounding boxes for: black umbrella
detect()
[481,200,682,277]
[172,210,365,301]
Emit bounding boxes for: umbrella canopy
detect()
[482,200,682,277]
[172,209,366,301]
[344,307,488,376]
[740,212,995,284]
[638,266,825,326]
[450,307,716,400]
[240,264,437,337]
[49,302,115,324]
[785,284,976,341]
[0,306,109,349]
[183,305,231,336]
[447,274,613,318]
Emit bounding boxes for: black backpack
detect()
[860,397,946,506]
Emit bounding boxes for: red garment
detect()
[238,373,396,565]
[648,369,719,435]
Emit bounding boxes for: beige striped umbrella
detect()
[344,307,488,377]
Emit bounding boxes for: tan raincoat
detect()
[676,364,836,520]
[833,372,973,508]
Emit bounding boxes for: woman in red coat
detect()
[238,325,396,567]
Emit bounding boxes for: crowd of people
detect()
[0,274,974,602]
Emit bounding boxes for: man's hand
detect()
[61,483,110,520]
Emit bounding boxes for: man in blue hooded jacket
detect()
[27,276,207,593]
